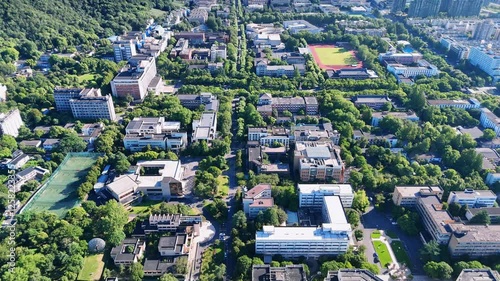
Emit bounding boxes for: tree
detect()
[235,255,253,279]
[130,262,144,281]
[352,190,370,212]
[346,209,361,227]
[397,212,420,235]
[56,132,87,153]
[424,261,453,279]
[483,129,496,141]
[354,229,364,240]
[469,210,491,225]
[408,86,426,112]
[174,256,188,274]
[448,202,461,217]
[233,210,247,230]
[419,240,441,263]
[93,200,129,246]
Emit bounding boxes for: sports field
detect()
[23,153,101,217]
[309,45,362,70]
[77,254,105,281]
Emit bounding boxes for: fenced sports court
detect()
[21,152,102,217]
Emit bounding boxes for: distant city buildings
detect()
[0,109,23,137]
[468,47,500,83]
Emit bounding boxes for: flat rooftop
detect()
[395,185,442,197]
[323,196,348,225]
[449,189,497,199]
[298,184,353,195]
[481,108,500,125]
[257,225,350,241]
[456,269,500,281]
[418,195,454,234]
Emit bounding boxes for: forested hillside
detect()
[0,0,154,52]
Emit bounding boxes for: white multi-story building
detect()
[371,111,419,127]
[448,224,500,258]
[480,108,500,136]
[447,189,497,208]
[192,112,217,142]
[283,20,323,34]
[210,44,227,62]
[468,47,500,82]
[427,98,481,109]
[0,109,23,137]
[106,160,185,205]
[256,195,351,257]
[113,40,137,62]
[298,184,353,208]
[386,60,439,78]
[67,88,116,121]
[111,56,158,101]
[392,185,443,207]
[255,60,304,77]
[123,118,187,151]
[243,184,274,218]
[247,127,290,147]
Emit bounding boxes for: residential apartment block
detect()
[469,47,500,83]
[111,56,158,101]
[294,142,345,182]
[0,109,23,137]
[427,98,481,109]
[298,184,353,208]
[392,185,443,207]
[105,160,184,205]
[447,189,497,208]
[54,88,116,120]
[408,0,441,18]
[247,127,290,147]
[371,111,419,127]
[256,93,318,116]
[123,117,187,152]
[480,108,500,137]
[243,184,274,218]
[192,112,217,142]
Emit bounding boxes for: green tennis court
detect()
[23,153,102,217]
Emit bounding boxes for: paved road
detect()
[361,205,425,275]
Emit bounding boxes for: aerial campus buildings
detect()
[123,117,188,152]
[54,88,116,121]
[255,195,352,257]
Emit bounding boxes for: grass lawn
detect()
[77,74,96,83]
[150,8,167,17]
[130,200,162,215]
[385,229,399,239]
[314,47,358,65]
[218,175,229,196]
[372,241,393,267]
[390,241,411,267]
[371,230,381,239]
[77,254,104,281]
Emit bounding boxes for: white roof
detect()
[256,225,350,240]
[323,196,349,225]
[107,175,137,195]
[298,184,353,195]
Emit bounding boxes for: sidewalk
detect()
[372,230,411,279]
